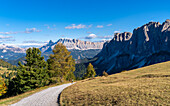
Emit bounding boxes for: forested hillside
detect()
[0,59,17,70]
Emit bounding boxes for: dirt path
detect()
[11,83,74,106]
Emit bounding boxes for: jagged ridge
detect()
[92,19,170,75]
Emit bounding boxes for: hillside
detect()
[60,61,170,105]
[0,59,16,70]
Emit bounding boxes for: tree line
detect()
[0,43,97,98]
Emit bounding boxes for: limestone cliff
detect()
[92,19,170,74]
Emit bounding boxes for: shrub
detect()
[103,71,109,77]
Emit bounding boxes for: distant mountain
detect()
[88,19,170,75]
[40,38,104,60]
[1,38,105,65]
[0,44,25,60]
[40,38,104,53]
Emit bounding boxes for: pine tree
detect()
[47,43,75,83]
[83,63,96,79]
[16,48,49,93]
[0,77,7,96]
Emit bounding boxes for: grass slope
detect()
[60,61,170,105]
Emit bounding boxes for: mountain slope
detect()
[90,19,170,75]
[61,61,170,105]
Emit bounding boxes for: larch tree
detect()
[0,77,7,96]
[47,43,75,83]
[83,63,96,79]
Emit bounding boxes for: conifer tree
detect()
[48,43,75,82]
[16,48,49,93]
[83,63,96,79]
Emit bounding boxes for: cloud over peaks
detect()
[114,31,120,33]
[85,34,97,39]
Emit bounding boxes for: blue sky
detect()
[0,0,170,47]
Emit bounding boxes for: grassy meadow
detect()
[60,61,170,105]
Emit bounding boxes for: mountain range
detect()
[0,39,105,65]
[87,19,170,75]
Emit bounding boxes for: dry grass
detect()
[0,67,13,74]
[61,61,170,105]
[0,81,70,106]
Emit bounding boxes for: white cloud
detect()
[0,35,15,43]
[0,28,42,35]
[0,32,18,35]
[107,24,112,26]
[85,34,97,39]
[65,24,86,29]
[0,35,13,39]
[23,40,47,44]
[96,25,104,28]
[25,28,42,33]
[114,31,120,33]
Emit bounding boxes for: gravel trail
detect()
[11,83,74,106]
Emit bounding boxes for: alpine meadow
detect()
[0,0,170,105]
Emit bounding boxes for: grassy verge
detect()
[60,61,170,105]
[0,81,70,106]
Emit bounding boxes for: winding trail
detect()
[11,83,74,106]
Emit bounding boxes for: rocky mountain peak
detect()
[48,40,54,44]
[91,19,170,75]
[113,32,132,42]
[165,19,170,23]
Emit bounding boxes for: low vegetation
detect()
[60,61,170,105]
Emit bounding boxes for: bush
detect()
[103,71,109,77]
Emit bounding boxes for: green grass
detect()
[0,81,70,106]
[60,61,170,105]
